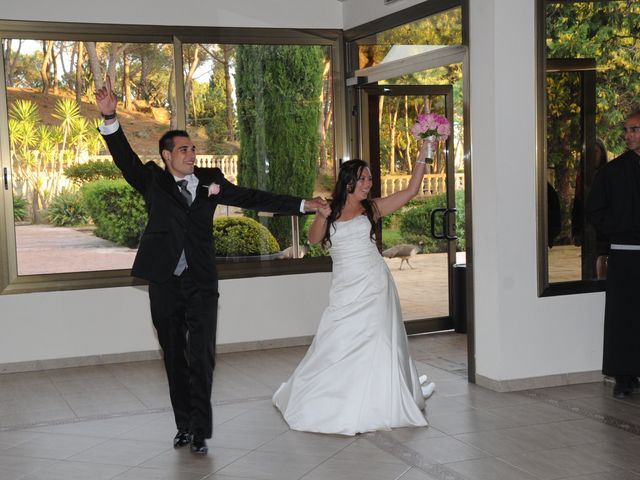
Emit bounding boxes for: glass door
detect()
[359,85,461,334]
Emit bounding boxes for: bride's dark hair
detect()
[322,159,379,247]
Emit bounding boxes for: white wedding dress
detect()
[273,215,430,435]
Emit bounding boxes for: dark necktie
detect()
[177,179,192,205]
[174,179,191,275]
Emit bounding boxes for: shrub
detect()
[48,191,89,227]
[213,216,280,256]
[64,160,122,185]
[13,195,29,222]
[83,179,147,247]
[399,190,465,253]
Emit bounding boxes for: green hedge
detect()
[64,160,122,185]
[83,179,147,248]
[214,216,280,256]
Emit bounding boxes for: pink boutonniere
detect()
[205,183,220,196]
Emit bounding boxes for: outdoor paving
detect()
[15,225,136,275]
[14,225,448,320]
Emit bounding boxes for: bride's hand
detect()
[316,205,331,219]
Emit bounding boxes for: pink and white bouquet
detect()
[410,112,451,143]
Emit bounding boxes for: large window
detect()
[538,0,640,295]
[0,24,341,294]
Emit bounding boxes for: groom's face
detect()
[163,136,196,178]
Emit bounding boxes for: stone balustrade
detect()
[381,173,465,196]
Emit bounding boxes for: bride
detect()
[273,141,435,435]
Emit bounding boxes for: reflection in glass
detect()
[355,7,462,69]
[544,0,640,285]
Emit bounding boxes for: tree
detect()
[200,44,237,141]
[546,2,640,242]
[236,45,324,247]
[318,56,333,172]
[183,44,202,122]
[40,40,54,94]
[9,98,101,222]
[85,41,103,93]
[3,39,23,87]
[74,41,85,105]
[547,2,640,156]
[122,48,132,110]
[202,65,234,151]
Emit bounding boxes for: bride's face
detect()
[350,167,372,200]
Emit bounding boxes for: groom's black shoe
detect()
[190,436,208,454]
[173,431,192,448]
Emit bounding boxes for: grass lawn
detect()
[382,227,405,248]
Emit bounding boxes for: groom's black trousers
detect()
[148,269,219,439]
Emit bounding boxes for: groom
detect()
[95,76,326,454]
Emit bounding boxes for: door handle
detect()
[444,208,458,240]
[430,207,457,240]
[430,208,447,239]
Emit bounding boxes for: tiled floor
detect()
[1,332,639,480]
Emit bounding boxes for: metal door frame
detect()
[344,37,474,383]
[358,84,457,335]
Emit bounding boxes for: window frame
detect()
[536,0,620,297]
[0,20,342,295]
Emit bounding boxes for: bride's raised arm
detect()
[373,141,429,218]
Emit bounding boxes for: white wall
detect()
[0,0,343,29]
[469,0,605,386]
[0,274,331,368]
[341,0,427,30]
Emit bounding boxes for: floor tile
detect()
[257,429,355,457]
[446,456,539,480]
[112,466,206,479]
[2,432,107,460]
[299,457,410,480]
[215,450,328,480]
[333,437,408,465]
[426,408,515,435]
[0,454,56,480]
[66,438,171,467]
[559,467,640,479]
[20,459,129,480]
[139,445,250,475]
[397,434,489,465]
[498,445,620,479]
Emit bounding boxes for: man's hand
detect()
[95,75,118,124]
[304,196,328,212]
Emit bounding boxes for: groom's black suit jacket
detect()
[103,127,303,289]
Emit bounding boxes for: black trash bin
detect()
[452,263,467,333]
